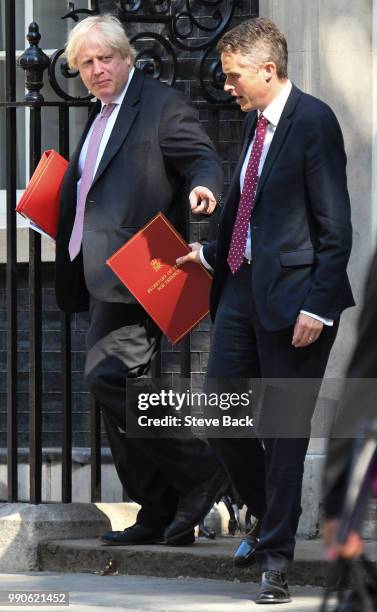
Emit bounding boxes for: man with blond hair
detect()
[179,17,354,603]
[55,14,225,547]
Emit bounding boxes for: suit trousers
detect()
[85,298,219,529]
[207,262,338,570]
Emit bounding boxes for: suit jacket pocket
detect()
[280,248,314,267]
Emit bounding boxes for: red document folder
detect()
[106,213,212,344]
[16,149,68,239]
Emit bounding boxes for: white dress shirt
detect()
[200,79,333,326]
[77,67,135,188]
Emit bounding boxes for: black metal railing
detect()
[5,0,18,503]
[1,0,258,505]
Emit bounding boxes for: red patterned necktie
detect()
[69,103,116,261]
[227,114,269,274]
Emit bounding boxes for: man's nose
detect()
[92,59,103,74]
[224,80,233,93]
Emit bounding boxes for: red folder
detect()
[106,213,212,344]
[16,149,68,239]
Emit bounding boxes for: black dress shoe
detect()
[101,523,164,546]
[255,570,291,604]
[165,530,195,546]
[234,520,261,567]
[164,468,227,543]
[101,523,196,546]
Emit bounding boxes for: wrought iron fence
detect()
[0,0,258,504]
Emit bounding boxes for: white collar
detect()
[260,79,292,127]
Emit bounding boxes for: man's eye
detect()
[103,56,113,62]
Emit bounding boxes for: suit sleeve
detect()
[300,105,352,318]
[323,245,377,517]
[158,91,224,199]
[202,240,217,269]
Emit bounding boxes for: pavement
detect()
[1,536,374,611]
[0,572,326,611]
[38,536,377,587]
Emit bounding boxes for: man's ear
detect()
[263,62,276,83]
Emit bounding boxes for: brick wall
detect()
[0,264,91,447]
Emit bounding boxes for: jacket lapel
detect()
[59,101,99,220]
[71,101,99,175]
[254,84,302,205]
[239,111,258,172]
[91,69,144,187]
[63,101,99,185]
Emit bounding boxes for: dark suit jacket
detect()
[55,69,223,312]
[323,246,377,517]
[203,84,355,331]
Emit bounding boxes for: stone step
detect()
[38,537,377,587]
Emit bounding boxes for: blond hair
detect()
[218,18,288,79]
[65,14,136,69]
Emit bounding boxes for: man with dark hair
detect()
[55,15,225,547]
[179,17,354,603]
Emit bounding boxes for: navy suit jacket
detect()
[204,84,355,331]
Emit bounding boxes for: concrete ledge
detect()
[0,452,340,537]
[0,503,111,571]
[0,448,116,465]
[38,537,377,586]
[0,227,55,263]
[95,502,139,531]
[95,501,243,536]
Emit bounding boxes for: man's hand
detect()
[292,313,324,348]
[323,518,364,560]
[189,186,217,215]
[176,242,202,266]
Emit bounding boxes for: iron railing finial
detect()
[18,22,50,103]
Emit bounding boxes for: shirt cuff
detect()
[300,310,334,326]
[199,246,213,271]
